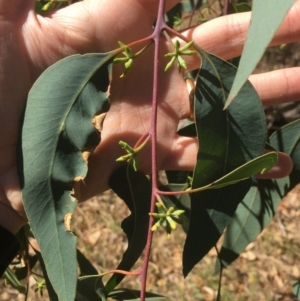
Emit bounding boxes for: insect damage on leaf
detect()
[81,150,92,164]
[71,176,86,200]
[93,112,107,132]
[64,213,73,232]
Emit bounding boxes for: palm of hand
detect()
[0,0,196,226]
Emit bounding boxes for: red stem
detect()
[103,269,140,277]
[139,0,168,300]
[133,132,150,149]
[117,1,194,299]
[223,0,229,16]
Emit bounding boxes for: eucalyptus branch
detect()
[116,135,150,171]
[20,2,294,301]
[114,41,153,77]
[223,0,230,15]
[125,1,200,299]
[139,0,167,299]
[157,175,252,196]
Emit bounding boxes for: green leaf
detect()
[17,53,114,301]
[180,0,204,12]
[196,152,278,191]
[35,1,44,13]
[177,119,196,137]
[77,249,98,276]
[76,250,105,301]
[4,268,26,294]
[269,119,300,161]
[108,289,169,300]
[76,277,106,301]
[106,164,151,293]
[269,119,300,187]
[165,170,191,184]
[293,281,300,300]
[215,120,300,271]
[183,50,267,277]
[226,0,295,107]
[215,177,289,272]
[229,3,251,13]
[35,249,59,301]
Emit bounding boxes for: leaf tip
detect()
[182,256,194,278]
[182,266,190,278]
[223,96,234,110]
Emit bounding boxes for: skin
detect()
[0,0,299,234]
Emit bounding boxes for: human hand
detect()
[0,0,299,233]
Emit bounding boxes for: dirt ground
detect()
[1,184,300,301]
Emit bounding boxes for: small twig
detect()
[223,0,230,15]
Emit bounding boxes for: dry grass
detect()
[2,185,300,301]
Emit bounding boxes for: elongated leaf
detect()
[34,249,59,301]
[229,2,251,13]
[215,177,289,272]
[216,119,300,270]
[226,0,295,107]
[293,282,300,300]
[17,53,114,301]
[76,249,104,301]
[269,119,300,188]
[177,120,197,137]
[183,50,267,276]
[106,164,151,293]
[76,277,106,301]
[198,152,278,191]
[165,170,191,183]
[269,119,300,161]
[4,268,26,294]
[195,152,277,191]
[77,249,98,276]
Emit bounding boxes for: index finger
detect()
[183,0,300,62]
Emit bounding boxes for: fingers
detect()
[163,134,294,179]
[63,0,180,48]
[164,139,293,188]
[0,167,25,220]
[0,167,27,234]
[257,151,293,179]
[76,132,292,201]
[0,202,26,234]
[249,67,300,106]
[183,0,300,66]
[162,135,198,171]
[179,1,300,105]
[74,134,198,201]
